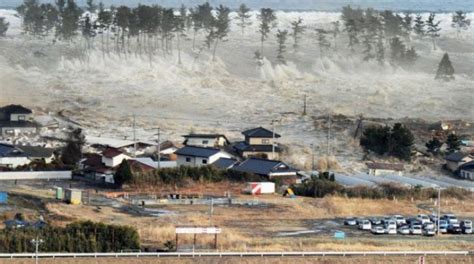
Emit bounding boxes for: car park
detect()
[359,219,372,230]
[344,217,358,226]
[371,225,385,235]
[417,214,431,225]
[385,227,397,235]
[423,227,436,236]
[393,215,406,226]
[384,220,397,230]
[448,223,462,234]
[463,226,472,234]
[398,226,410,235]
[423,222,435,230]
[410,225,422,235]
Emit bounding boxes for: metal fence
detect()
[0,171,72,181]
[0,251,470,259]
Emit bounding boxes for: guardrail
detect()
[0,251,470,259]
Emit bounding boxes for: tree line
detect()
[11,1,472,71]
[0,221,140,253]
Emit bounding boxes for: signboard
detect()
[334,231,345,239]
[176,227,222,234]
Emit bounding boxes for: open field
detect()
[1,255,473,264]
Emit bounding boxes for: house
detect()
[158,140,182,155]
[234,127,282,160]
[85,135,155,156]
[101,148,131,167]
[212,158,238,170]
[183,134,229,148]
[367,162,404,176]
[0,143,30,168]
[175,146,233,167]
[15,145,55,163]
[444,152,473,172]
[231,157,299,182]
[459,161,474,180]
[134,157,177,169]
[0,105,37,136]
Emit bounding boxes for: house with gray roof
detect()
[175,146,233,167]
[183,133,229,148]
[212,158,238,170]
[0,105,37,137]
[234,127,282,160]
[0,143,30,168]
[445,152,473,172]
[15,145,55,163]
[231,157,299,182]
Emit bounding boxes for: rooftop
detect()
[175,146,222,158]
[212,158,238,170]
[232,158,298,176]
[0,105,32,115]
[183,134,227,139]
[234,142,282,153]
[445,152,470,162]
[102,148,125,158]
[15,145,54,158]
[0,143,27,157]
[242,127,281,138]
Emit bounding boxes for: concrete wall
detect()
[1,126,37,136]
[0,171,72,180]
[248,137,273,145]
[0,157,30,168]
[177,152,232,167]
[102,154,130,167]
[369,169,403,176]
[460,170,474,180]
[10,113,33,122]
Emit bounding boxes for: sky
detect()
[1,0,474,11]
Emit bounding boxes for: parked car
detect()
[442,214,458,225]
[461,220,472,228]
[371,225,385,235]
[410,225,422,235]
[359,219,372,230]
[369,218,382,225]
[417,214,431,225]
[462,225,472,234]
[448,223,462,234]
[384,220,397,230]
[423,227,436,236]
[438,220,448,234]
[429,214,438,223]
[393,215,406,226]
[344,217,358,226]
[386,227,397,235]
[423,222,435,230]
[406,218,419,226]
[398,226,410,235]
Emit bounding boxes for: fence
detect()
[0,251,470,259]
[0,171,72,181]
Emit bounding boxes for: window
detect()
[185,157,191,162]
[262,139,270,144]
[202,159,208,164]
[18,115,25,121]
[202,140,209,145]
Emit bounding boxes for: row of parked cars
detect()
[344,214,472,236]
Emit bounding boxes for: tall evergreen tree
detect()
[401,12,413,44]
[0,17,9,36]
[290,17,304,52]
[426,13,441,50]
[376,33,385,65]
[176,5,187,64]
[210,5,230,61]
[61,127,85,166]
[452,11,471,38]
[389,36,405,63]
[413,14,425,37]
[380,10,403,39]
[331,20,341,50]
[235,3,252,35]
[114,159,133,187]
[86,0,96,13]
[58,0,82,40]
[344,19,359,52]
[446,133,461,153]
[257,8,276,56]
[435,53,455,81]
[17,0,44,36]
[316,29,331,57]
[275,29,288,64]
[426,137,443,154]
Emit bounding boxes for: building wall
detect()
[369,169,402,176]
[248,137,274,145]
[1,126,37,136]
[102,154,130,167]
[0,157,30,168]
[9,113,33,122]
[243,151,279,160]
[446,158,473,172]
[0,171,72,180]
[460,170,474,180]
[185,137,218,148]
[177,152,232,167]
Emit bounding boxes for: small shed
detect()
[64,189,82,205]
[55,187,64,200]
[0,192,7,204]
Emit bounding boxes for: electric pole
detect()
[271,119,278,159]
[310,143,315,171]
[133,114,137,158]
[31,236,44,264]
[156,127,161,169]
[327,114,331,156]
[303,94,307,116]
[437,186,441,236]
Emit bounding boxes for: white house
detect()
[459,161,474,180]
[445,152,473,172]
[183,134,229,148]
[101,148,131,167]
[175,146,232,167]
[0,143,30,168]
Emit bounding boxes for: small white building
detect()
[175,146,232,167]
[101,148,131,167]
[459,161,474,180]
[183,134,229,148]
[0,143,31,168]
[367,162,404,176]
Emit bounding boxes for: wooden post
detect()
[175,233,178,250]
[214,233,218,249]
[193,233,196,250]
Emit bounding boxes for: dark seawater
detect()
[1,0,473,12]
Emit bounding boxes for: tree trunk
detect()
[177,32,182,65]
[212,38,219,61]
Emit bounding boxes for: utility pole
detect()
[310,143,315,171]
[133,114,137,158]
[31,236,44,264]
[303,94,307,116]
[437,186,441,236]
[327,114,331,156]
[156,127,161,169]
[209,198,214,226]
[271,119,278,159]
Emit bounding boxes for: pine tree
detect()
[389,36,405,63]
[290,17,304,52]
[114,159,133,187]
[61,127,85,166]
[362,33,374,61]
[331,20,340,50]
[257,8,277,56]
[86,0,96,13]
[402,12,413,44]
[235,3,251,35]
[452,11,471,38]
[210,5,230,61]
[176,5,187,64]
[402,47,418,65]
[344,19,359,52]
[413,14,425,37]
[316,29,331,57]
[0,17,9,36]
[275,29,288,64]
[426,13,441,50]
[435,53,455,81]
[446,133,461,153]
[376,34,385,65]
